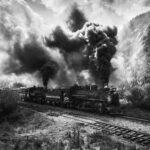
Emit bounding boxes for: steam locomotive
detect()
[20,84,120,113]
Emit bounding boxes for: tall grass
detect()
[13,130,138,150]
[0,89,20,116]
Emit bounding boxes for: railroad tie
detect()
[109,130,121,135]
[141,139,150,145]
[124,131,138,138]
[121,132,135,138]
[136,137,149,143]
[121,130,131,135]
[138,136,150,142]
[132,135,146,142]
[121,131,134,138]
[129,134,144,141]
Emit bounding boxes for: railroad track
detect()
[107,112,150,126]
[20,101,150,124]
[111,114,150,125]
[62,114,150,147]
[20,102,150,147]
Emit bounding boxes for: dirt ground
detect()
[0,104,148,150]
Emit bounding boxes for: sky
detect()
[25,0,150,29]
[0,0,150,87]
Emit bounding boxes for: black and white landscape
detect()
[1,0,150,149]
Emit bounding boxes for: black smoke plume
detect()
[46,26,86,53]
[5,35,58,87]
[6,37,49,73]
[67,4,87,32]
[83,23,118,86]
[46,21,118,87]
[10,23,117,87]
[40,61,58,88]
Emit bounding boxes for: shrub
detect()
[125,87,145,107]
[0,89,20,115]
[125,84,150,110]
[140,83,150,109]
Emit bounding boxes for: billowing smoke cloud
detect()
[0,0,118,88]
[45,22,118,87]
[81,23,117,86]
[66,4,87,32]
[1,0,150,88]
[5,35,54,74]
[0,0,60,87]
[45,26,87,73]
[46,26,85,53]
[9,35,58,87]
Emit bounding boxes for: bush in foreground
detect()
[125,84,150,110]
[126,87,145,107]
[0,89,20,116]
[140,83,150,109]
[13,130,140,150]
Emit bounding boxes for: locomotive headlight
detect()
[64,97,69,101]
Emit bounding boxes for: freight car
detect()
[21,85,119,113]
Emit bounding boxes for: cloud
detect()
[0,0,150,87]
